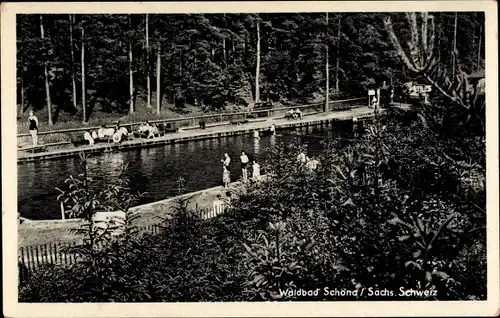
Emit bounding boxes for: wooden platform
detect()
[17,106,395,163]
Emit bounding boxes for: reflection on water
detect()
[253,137,260,155]
[270,134,276,147]
[18,123,357,220]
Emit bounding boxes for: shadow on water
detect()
[18,121,360,220]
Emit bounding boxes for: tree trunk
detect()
[20,80,25,116]
[325,12,329,113]
[81,18,86,122]
[146,14,151,108]
[232,40,235,64]
[452,12,458,80]
[335,15,341,92]
[179,50,182,77]
[477,23,482,71]
[69,14,77,111]
[19,54,24,116]
[40,15,53,125]
[223,13,227,66]
[222,39,226,66]
[255,21,261,104]
[129,15,134,114]
[156,42,161,115]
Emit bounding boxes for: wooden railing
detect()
[17,97,365,149]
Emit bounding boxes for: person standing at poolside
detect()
[252,160,261,182]
[221,153,231,169]
[240,151,249,182]
[27,110,39,146]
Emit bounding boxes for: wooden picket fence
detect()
[18,205,228,284]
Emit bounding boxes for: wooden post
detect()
[62,242,68,265]
[27,246,34,271]
[376,88,380,111]
[60,201,65,220]
[20,247,27,281]
[34,246,40,268]
[53,243,58,264]
[43,244,48,264]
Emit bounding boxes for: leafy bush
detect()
[19,112,486,302]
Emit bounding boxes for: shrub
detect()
[19,113,486,301]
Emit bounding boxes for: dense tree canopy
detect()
[17,12,484,123]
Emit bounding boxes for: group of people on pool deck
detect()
[297,151,321,171]
[285,108,304,120]
[220,151,261,187]
[82,122,129,145]
[137,121,160,138]
[81,120,163,146]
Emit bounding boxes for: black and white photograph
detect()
[2,1,499,317]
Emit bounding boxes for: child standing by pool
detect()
[270,124,276,135]
[223,165,231,188]
[252,160,261,182]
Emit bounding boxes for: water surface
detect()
[18,122,356,220]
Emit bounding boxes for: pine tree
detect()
[255,18,261,105]
[69,14,77,112]
[335,14,341,93]
[325,12,329,112]
[145,14,151,109]
[81,15,87,122]
[16,13,483,122]
[156,40,161,115]
[40,15,53,125]
[128,14,135,114]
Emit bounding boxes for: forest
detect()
[17,12,484,125]
[18,11,488,302]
